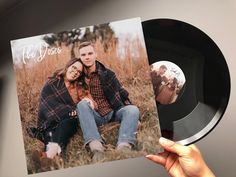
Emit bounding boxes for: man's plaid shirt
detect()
[86,61,131,116]
[87,72,113,116]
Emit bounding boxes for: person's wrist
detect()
[200,165,215,177]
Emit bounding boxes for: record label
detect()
[150,61,186,105]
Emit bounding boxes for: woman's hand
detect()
[69,110,77,117]
[146,137,215,177]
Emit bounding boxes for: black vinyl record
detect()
[142,19,230,145]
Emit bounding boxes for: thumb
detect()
[159,137,190,157]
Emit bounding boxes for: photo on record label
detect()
[150,61,186,105]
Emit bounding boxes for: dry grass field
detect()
[13,38,161,174]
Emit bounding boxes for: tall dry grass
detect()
[14,37,161,174]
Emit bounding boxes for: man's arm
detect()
[111,72,131,104]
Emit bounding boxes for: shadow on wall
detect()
[0,0,106,57]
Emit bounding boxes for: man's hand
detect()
[82,98,95,109]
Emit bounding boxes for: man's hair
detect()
[160,65,167,70]
[79,41,95,50]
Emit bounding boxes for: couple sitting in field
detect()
[31,42,140,163]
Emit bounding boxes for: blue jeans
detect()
[76,100,140,146]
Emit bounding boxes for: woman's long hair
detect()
[169,77,178,91]
[50,58,88,89]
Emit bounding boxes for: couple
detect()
[151,65,178,105]
[32,42,140,161]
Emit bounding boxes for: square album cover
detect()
[10,17,161,174]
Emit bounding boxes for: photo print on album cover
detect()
[10,17,162,174]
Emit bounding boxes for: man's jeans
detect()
[76,100,140,146]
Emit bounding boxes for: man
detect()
[151,64,167,97]
[76,41,140,156]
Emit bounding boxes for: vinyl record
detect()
[142,19,231,145]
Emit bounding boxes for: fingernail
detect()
[145,155,153,160]
[159,137,174,146]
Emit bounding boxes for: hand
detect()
[69,110,77,117]
[146,137,215,177]
[82,97,95,109]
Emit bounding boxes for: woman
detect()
[156,77,178,105]
[30,58,96,160]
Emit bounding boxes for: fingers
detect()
[82,98,90,102]
[164,152,179,171]
[146,150,169,165]
[72,111,77,116]
[146,154,166,166]
[159,137,190,157]
[69,110,77,117]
